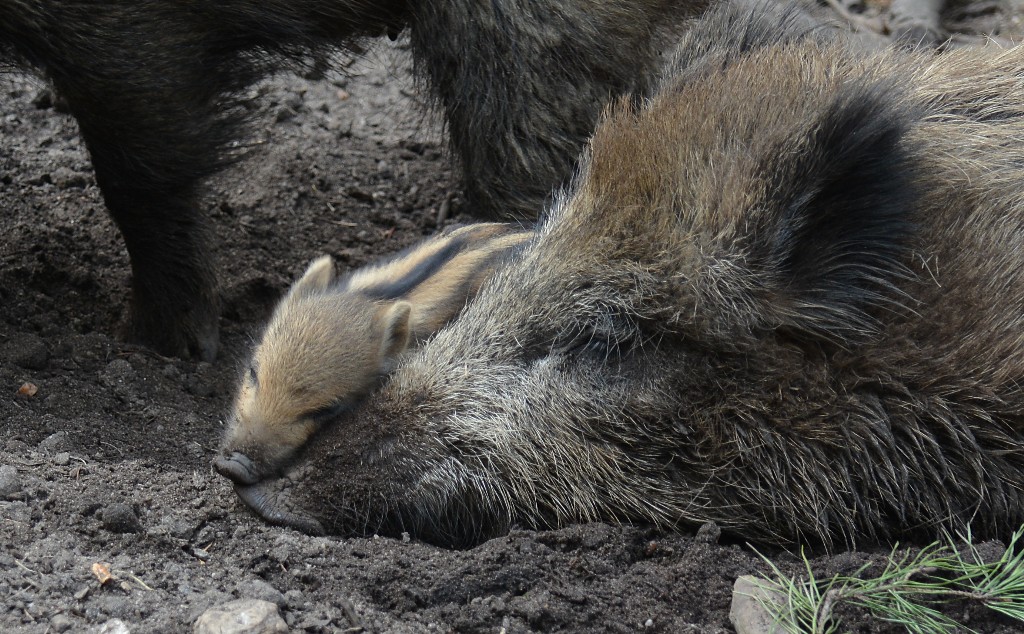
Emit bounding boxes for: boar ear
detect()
[288,255,336,300]
[751,82,918,343]
[378,301,412,362]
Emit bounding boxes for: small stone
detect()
[49,614,74,633]
[195,524,217,544]
[730,576,789,634]
[695,520,722,544]
[38,431,70,453]
[98,618,131,634]
[16,382,38,397]
[283,589,304,609]
[100,358,135,387]
[160,516,196,540]
[347,187,374,202]
[2,333,49,369]
[193,599,288,634]
[53,452,71,466]
[0,465,22,499]
[101,503,143,534]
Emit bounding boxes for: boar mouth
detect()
[233,480,325,536]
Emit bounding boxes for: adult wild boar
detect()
[224,2,1024,548]
[0,0,697,360]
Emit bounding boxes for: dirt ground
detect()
[2,3,1024,632]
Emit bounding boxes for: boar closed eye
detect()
[305,401,352,425]
[557,328,626,360]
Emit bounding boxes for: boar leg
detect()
[51,69,226,361]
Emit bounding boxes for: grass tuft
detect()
[750,525,1024,634]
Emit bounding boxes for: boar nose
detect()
[213,451,260,485]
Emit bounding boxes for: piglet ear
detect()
[751,81,919,344]
[378,301,413,363]
[287,255,336,301]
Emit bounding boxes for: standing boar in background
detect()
[223,1,1024,548]
[0,0,700,360]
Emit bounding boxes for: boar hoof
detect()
[123,277,220,361]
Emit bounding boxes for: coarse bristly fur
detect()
[226,0,1024,549]
[0,0,702,360]
[216,223,533,487]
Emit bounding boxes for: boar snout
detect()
[213,451,260,486]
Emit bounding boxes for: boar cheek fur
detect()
[0,0,700,359]
[237,2,1024,548]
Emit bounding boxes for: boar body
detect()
[230,2,1024,548]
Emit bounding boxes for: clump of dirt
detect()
[2,6,1023,633]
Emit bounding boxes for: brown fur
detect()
[225,1,1024,548]
[216,223,532,486]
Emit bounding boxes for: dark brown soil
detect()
[2,5,1023,632]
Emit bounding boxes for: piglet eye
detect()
[248,366,258,384]
[306,401,352,425]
